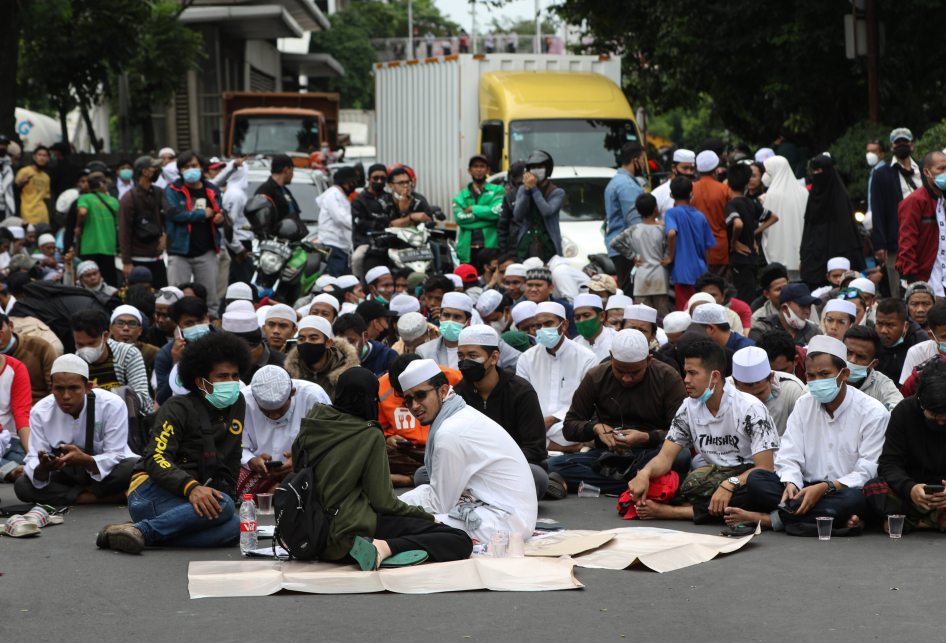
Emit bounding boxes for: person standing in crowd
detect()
[610,193,670,317]
[690,150,731,281]
[872,128,923,299]
[497,161,526,254]
[651,149,695,217]
[800,155,865,290]
[317,166,359,277]
[163,151,224,313]
[254,154,304,230]
[514,151,564,263]
[759,156,807,276]
[898,151,946,289]
[453,155,504,267]
[74,172,120,288]
[746,162,767,203]
[0,135,15,219]
[119,156,167,289]
[109,160,135,202]
[350,164,391,279]
[664,176,717,310]
[865,139,886,224]
[604,142,646,293]
[726,163,777,303]
[222,162,254,286]
[15,146,51,225]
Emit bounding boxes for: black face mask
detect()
[893,144,912,160]
[925,416,946,431]
[297,342,327,368]
[0,148,7,158]
[458,358,487,382]
[370,181,386,193]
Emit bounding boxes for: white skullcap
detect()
[298,315,334,340]
[672,149,695,163]
[824,299,857,318]
[336,275,360,290]
[8,227,24,240]
[624,304,657,323]
[37,233,56,247]
[696,150,719,173]
[51,354,89,379]
[605,294,633,311]
[397,312,429,342]
[256,305,272,328]
[536,301,566,320]
[76,260,99,277]
[458,324,499,347]
[442,291,473,313]
[155,286,185,306]
[223,311,259,334]
[573,293,603,311]
[391,294,421,316]
[312,293,340,312]
[315,274,337,290]
[732,346,772,384]
[225,282,254,301]
[158,147,175,157]
[169,363,189,395]
[340,302,357,315]
[504,264,527,278]
[522,257,545,270]
[398,358,442,393]
[475,289,504,316]
[266,304,297,325]
[691,303,728,325]
[662,311,691,333]
[110,304,142,324]
[807,335,847,363]
[365,265,391,284]
[611,329,649,363]
[849,277,876,296]
[27,224,36,233]
[615,288,624,296]
[754,148,775,163]
[445,274,463,289]
[826,257,851,273]
[227,300,255,314]
[250,365,293,410]
[687,292,716,310]
[511,301,537,325]
[296,304,312,317]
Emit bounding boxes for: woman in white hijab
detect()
[760,155,808,271]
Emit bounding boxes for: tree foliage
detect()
[827,120,892,203]
[353,0,460,38]
[554,0,946,153]
[308,8,378,109]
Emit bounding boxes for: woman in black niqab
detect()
[332,367,380,423]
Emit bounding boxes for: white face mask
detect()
[531,168,546,182]
[77,336,106,363]
[761,172,772,188]
[866,152,879,167]
[489,314,509,335]
[782,305,807,330]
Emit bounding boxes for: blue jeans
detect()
[129,478,240,548]
[746,469,868,531]
[0,437,26,480]
[547,447,693,496]
[324,245,350,277]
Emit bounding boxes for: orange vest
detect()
[378,366,462,445]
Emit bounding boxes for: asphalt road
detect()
[1,491,943,642]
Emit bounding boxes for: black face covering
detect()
[370,181,386,193]
[332,367,379,422]
[893,144,912,160]
[297,342,327,368]
[458,358,487,382]
[0,148,7,158]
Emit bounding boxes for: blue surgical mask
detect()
[889,326,906,347]
[0,332,13,354]
[766,392,774,402]
[264,400,294,424]
[933,172,946,190]
[940,341,946,355]
[119,169,133,181]
[182,168,202,183]
[809,373,843,404]
[697,378,716,403]
[182,323,210,341]
[847,361,870,382]
[200,379,241,409]
[536,325,563,349]
[440,320,464,342]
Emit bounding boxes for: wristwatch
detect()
[824,480,837,495]
[727,476,741,490]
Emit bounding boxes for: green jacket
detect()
[292,402,434,561]
[452,181,504,263]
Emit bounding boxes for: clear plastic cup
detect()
[489,534,507,558]
[888,514,905,539]
[816,516,833,540]
[256,493,273,515]
[507,532,525,558]
[578,482,601,498]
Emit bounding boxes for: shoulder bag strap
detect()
[131,184,140,212]
[93,192,118,217]
[84,392,97,455]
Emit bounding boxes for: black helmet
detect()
[274,218,305,242]
[244,195,276,234]
[525,150,554,178]
[86,160,111,176]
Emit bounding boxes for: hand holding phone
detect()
[265,460,284,468]
[924,484,946,495]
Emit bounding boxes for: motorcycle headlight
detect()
[562,236,579,259]
[260,252,284,275]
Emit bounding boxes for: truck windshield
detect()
[509,119,639,168]
[232,116,321,155]
[554,177,613,222]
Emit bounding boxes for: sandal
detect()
[1,515,41,538]
[350,536,381,571]
[380,550,428,568]
[545,472,567,500]
[23,506,63,528]
[719,521,758,537]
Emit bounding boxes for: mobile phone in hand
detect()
[924,484,946,494]
[265,461,283,468]
[395,440,412,447]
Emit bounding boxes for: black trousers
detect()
[611,254,633,295]
[374,514,473,562]
[14,457,138,505]
[730,263,758,305]
[132,259,168,289]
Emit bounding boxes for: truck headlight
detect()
[562,236,579,258]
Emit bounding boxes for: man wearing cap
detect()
[15,355,138,506]
[693,302,755,353]
[843,325,903,410]
[1,312,56,405]
[397,358,538,543]
[153,147,177,189]
[524,267,576,338]
[453,264,483,304]
[76,260,118,297]
[474,289,513,337]
[145,286,185,349]
[365,266,395,304]
[602,294,631,331]
[238,365,331,498]
[572,293,615,362]
[356,300,399,348]
[729,336,887,535]
[628,340,779,524]
[516,301,598,450]
[846,277,879,325]
[871,128,923,300]
[750,264,790,330]
[690,150,732,281]
[874,297,928,385]
[316,165,360,277]
[748,282,823,346]
[811,257,851,300]
[333,274,366,311]
[897,150,946,291]
[905,282,936,330]
[549,329,690,496]
[308,292,341,323]
[604,143,647,293]
[586,273,616,310]
[109,305,160,384]
[262,304,297,354]
[350,164,392,278]
[502,263,528,304]
[223,310,286,383]
[221,281,256,316]
[728,346,807,436]
[655,151,697,219]
[285,315,359,401]
[119,156,168,289]
[418,291,520,370]
[30,232,61,279]
[453,155,504,266]
[819,299,857,341]
[621,303,674,366]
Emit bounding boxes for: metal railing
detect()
[370,35,567,62]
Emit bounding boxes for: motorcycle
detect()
[368,207,459,275]
[582,253,616,279]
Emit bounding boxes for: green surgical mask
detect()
[575,317,601,340]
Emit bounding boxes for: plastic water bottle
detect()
[240,494,258,554]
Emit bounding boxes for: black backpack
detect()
[272,438,350,560]
[130,185,163,242]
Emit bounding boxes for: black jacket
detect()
[378,191,432,221]
[351,188,389,248]
[878,395,946,502]
[878,319,929,386]
[453,366,546,465]
[496,187,521,253]
[255,176,304,230]
[871,159,923,252]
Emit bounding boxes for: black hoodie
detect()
[878,318,929,386]
[878,396,946,502]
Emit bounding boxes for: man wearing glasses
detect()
[143,287,184,349]
[109,305,160,385]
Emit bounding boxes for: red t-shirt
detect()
[0,355,33,435]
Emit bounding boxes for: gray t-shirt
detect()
[624,223,669,296]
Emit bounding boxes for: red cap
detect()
[243,494,253,501]
[454,264,478,283]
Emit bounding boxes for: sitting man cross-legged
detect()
[627,340,780,523]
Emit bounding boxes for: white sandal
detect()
[2,515,41,538]
[22,506,63,528]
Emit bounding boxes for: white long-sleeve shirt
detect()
[574,325,616,363]
[316,185,352,252]
[775,386,888,490]
[24,389,136,488]
[240,380,330,466]
[516,337,598,446]
[399,400,537,543]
